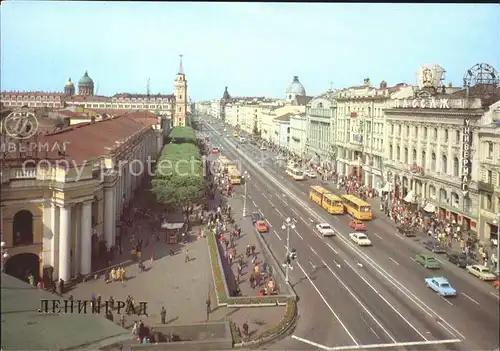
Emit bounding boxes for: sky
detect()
[1,2,499,101]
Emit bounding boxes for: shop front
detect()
[372,168,383,190]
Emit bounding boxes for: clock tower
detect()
[174,54,189,126]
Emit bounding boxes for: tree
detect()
[252,122,259,136]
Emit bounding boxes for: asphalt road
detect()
[200,119,500,351]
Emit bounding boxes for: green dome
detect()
[78,71,94,86]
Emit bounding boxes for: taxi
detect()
[349,219,367,231]
[255,220,269,233]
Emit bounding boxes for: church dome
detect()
[286,76,306,96]
[78,71,94,86]
[65,77,74,86]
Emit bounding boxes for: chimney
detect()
[379,80,388,90]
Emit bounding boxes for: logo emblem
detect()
[3,110,38,139]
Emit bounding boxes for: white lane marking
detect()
[295,262,358,345]
[300,217,309,225]
[276,209,284,217]
[461,292,479,305]
[259,210,264,216]
[327,339,462,350]
[326,243,338,254]
[309,260,316,269]
[320,258,397,343]
[342,259,428,340]
[292,217,298,223]
[435,258,444,264]
[388,257,400,266]
[440,296,454,306]
[248,195,252,200]
[252,200,257,207]
[373,232,383,240]
[332,216,340,221]
[273,230,282,241]
[308,217,314,222]
[282,193,286,197]
[489,292,500,299]
[332,259,342,268]
[293,229,304,240]
[265,220,272,227]
[268,200,275,208]
[409,257,415,261]
[263,194,269,201]
[309,245,318,255]
[291,335,329,350]
[222,131,464,339]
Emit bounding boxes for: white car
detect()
[223,128,227,132]
[316,223,335,237]
[349,232,372,246]
[466,264,497,281]
[304,170,316,178]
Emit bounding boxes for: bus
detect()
[228,168,242,185]
[218,156,232,173]
[341,194,373,220]
[233,130,239,137]
[286,165,305,181]
[322,193,345,215]
[310,185,331,206]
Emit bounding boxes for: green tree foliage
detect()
[151,142,204,211]
[168,126,196,144]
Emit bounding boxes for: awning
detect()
[403,191,416,203]
[423,203,436,213]
[381,183,391,193]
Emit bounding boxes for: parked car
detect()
[316,223,335,237]
[424,276,457,297]
[446,251,472,268]
[250,212,264,224]
[349,232,372,246]
[255,220,269,233]
[349,219,367,231]
[423,239,447,254]
[415,253,441,269]
[466,264,497,281]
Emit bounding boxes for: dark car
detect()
[446,251,472,268]
[397,225,416,237]
[423,239,447,254]
[251,212,264,224]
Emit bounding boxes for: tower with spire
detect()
[173,54,189,126]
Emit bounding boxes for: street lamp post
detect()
[242,171,250,217]
[282,217,296,283]
[1,241,8,273]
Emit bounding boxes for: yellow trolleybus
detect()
[228,168,242,185]
[310,185,330,206]
[322,193,344,215]
[341,194,373,220]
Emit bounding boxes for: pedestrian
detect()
[120,314,125,328]
[185,249,189,263]
[160,306,166,324]
[131,321,138,336]
[150,251,155,267]
[58,279,65,295]
[249,274,255,289]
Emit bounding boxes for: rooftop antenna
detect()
[178,54,184,74]
[329,81,334,91]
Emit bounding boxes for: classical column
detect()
[42,202,53,267]
[58,205,72,281]
[104,187,116,249]
[50,204,59,276]
[80,201,92,275]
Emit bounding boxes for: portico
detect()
[1,111,163,282]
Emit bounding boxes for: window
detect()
[421,151,426,169]
[389,144,393,160]
[431,153,436,171]
[391,124,394,134]
[434,128,438,138]
[404,147,408,163]
[179,95,183,100]
[486,194,492,210]
[487,142,493,159]
[444,129,449,142]
[424,127,428,138]
[453,157,459,177]
[412,149,417,163]
[406,126,410,137]
[414,126,418,138]
[451,193,459,207]
[12,210,34,246]
[441,155,447,174]
[398,125,401,134]
[455,130,460,144]
[396,146,401,161]
[487,170,492,184]
[428,185,436,199]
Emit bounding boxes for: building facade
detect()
[305,91,337,166]
[272,114,291,149]
[477,101,500,243]
[173,56,189,127]
[289,113,307,157]
[1,111,164,283]
[335,79,413,187]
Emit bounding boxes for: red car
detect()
[255,220,269,233]
[349,219,367,231]
[211,148,219,155]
